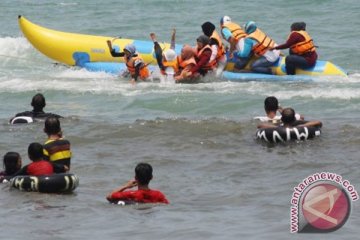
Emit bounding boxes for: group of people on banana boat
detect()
[106,17,317,84]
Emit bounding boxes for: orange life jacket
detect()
[221,22,247,41]
[196,45,214,70]
[125,55,150,79]
[289,30,316,55]
[177,56,196,69]
[247,28,276,56]
[210,31,226,63]
[160,59,179,76]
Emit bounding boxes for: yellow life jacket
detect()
[125,55,150,79]
[196,44,215,70]
[210,31,226,62]
[247,28,276,56]
[161,59,179,76]
[221,22,247,41]
[289,30,316,55]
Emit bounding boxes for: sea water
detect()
[1,0,360,239]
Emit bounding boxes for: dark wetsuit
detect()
[10,110,62,123]
[153,41,165,71]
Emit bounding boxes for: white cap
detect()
[164,49,176,61]
[220,16,231,25]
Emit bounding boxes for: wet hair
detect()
[196,35,210,46]
[31,93,46,111]
[135,163,153,185]
[44,116,61,135]
[299,22,306,30]
[28,142,44,161]
[281,108,296,124]
[3,152,21,175]
[264,96,279,112]
[201,22,215,37]
[291,22,306,31]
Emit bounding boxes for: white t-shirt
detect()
[254,113,302,124]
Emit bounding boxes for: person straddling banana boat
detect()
[220,16,249,71]
[236,21,280,74]
[201,22,227,77]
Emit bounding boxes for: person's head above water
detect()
[28,142,44,162]
[123,44,136,56]
[44,116,61,135]
[196,35,210,48]
[181,45,196,60]
[220,15,231,26]
[281,108,296,124]
[31,93,46,112]
[264,96,279,113]
[135,163,153,185]
[3,152,21,175]
[163,49,176,62]
[244,21,257,34]
[201,22,215,37]
[291,22,306,31]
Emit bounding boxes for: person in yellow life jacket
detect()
[273,22,318,75]
[107,41,150,84]
[220,15,249,70]
[43,116,71,172]
[150,30,179,84]
[201,21,227,77]
[182,35,212,78]
[175,45,197,83]
[238,21,280,74]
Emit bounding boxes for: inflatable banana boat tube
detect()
[18,16,347,80]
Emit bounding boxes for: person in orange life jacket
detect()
[10,93,62,124]
[183,35,212,77]
[11,143,66,177]
[257,108,322,129]
[272,22,318,75]
[107,162,169,204]
[107,41,150,84]
[238,21,280,74]
[0,152,22,183]
[201,21,227,77]
[150,29,178,83]
[220,16,249,70]
[175,45,198,83]
[43,117,71,171]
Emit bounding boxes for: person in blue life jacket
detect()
[219,15,249,71]
[237,21,280,74]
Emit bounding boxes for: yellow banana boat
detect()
[18,15,347,79]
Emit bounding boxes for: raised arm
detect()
[107,40,125,57]
[106,179,137,200]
